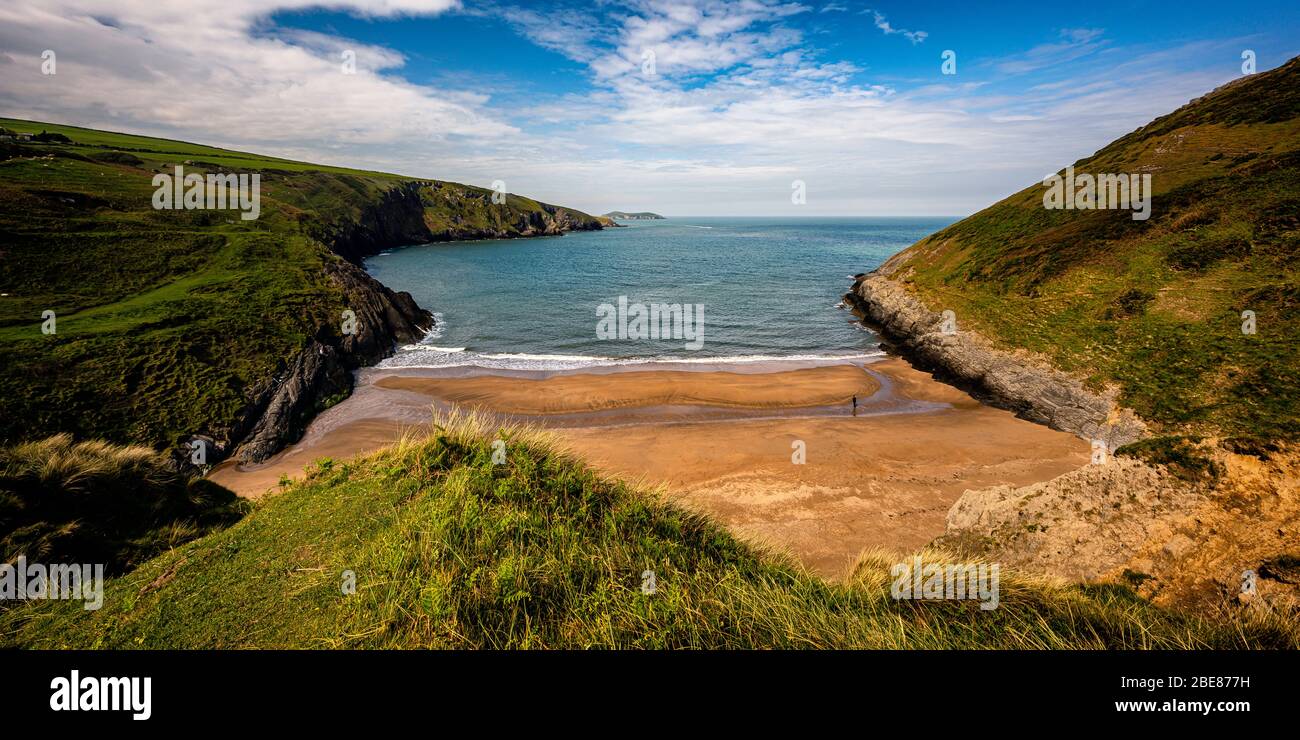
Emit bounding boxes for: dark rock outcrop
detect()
[231,259,432,463]
[232,340,353,464]
[325,259,431,363]
[326,181,605,265]
[323,181,438,265]
[845,272,1147,449]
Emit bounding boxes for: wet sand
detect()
[374,364,880,414]
[210,357,1089,577]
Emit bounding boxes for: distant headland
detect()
[603,211,664,220]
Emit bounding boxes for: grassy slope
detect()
[3,413,1292,649]
[0,119,602,451]
[883,57,1300,442]
[1,435,247,574]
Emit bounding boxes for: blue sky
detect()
[1,1,1297,215]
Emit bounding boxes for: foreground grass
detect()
[3,414,1292,649]
[1,435,247,575]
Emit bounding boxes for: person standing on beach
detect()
[852,394,857,416]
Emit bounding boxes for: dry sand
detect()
[211,358,1088,578]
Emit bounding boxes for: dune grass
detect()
[0,435,248,576]
[3,413,1293,649]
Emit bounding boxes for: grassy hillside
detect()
[2,413,1292,649]
[879,57,1300,442]
[0,435,247,574]
[0,119,604,455]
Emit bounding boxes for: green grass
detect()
[3,413,1292,649]
[887,57,1300,442]
[1115,436,1224,483]
[0,118,603,453]
[1,119,391,176]
[0,435,247,575]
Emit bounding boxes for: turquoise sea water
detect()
[365,217,953,370]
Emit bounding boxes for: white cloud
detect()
[0,1,1267,217]
[994,27,1108,74]
[863,9,928,44]
[0,1,513,157]
[478,3,1240,216]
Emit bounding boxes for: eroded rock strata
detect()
[844,272,1146,449]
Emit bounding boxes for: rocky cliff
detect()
[939,442,1300,613]
[225,178,617,464]
[839,59,1300,615]
[844,272,1147,449]
[843,57,1300,444]
[229,259,432,464]
[322,180,607,265]
[847,271,1300,613]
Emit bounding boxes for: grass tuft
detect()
[0,434,248,575]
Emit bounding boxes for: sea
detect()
[364,217,954,371]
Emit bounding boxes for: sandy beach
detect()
[211,357,1089,577]
[373,364,881,414]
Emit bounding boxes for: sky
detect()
[0,0,1297,216]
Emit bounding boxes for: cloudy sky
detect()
[1,0,1296,216]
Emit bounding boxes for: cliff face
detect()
[845,273,1147,449]
[230,259,432,464]
[325,180,607,265]
[839,59,1300,614]
[940,443,1300,613]
[203,175,619,465]
[319,181,437,265]
[846,271,1300,615]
